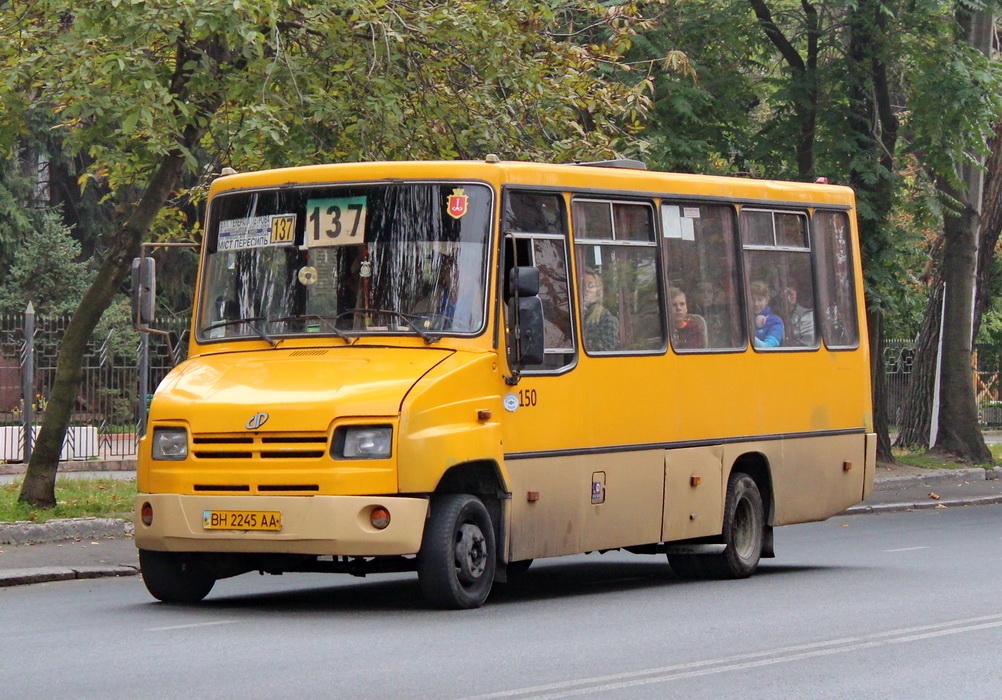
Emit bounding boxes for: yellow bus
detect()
[134,158,875,608]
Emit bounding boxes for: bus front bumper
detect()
[134,494,429,556]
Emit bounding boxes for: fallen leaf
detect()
[928,492,940,500]
[935,504,948,509]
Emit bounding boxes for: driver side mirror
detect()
[131,257,156,326]
[507,266,544,367]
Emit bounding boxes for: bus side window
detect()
[812,210,859,348]
[740,209,819,351]
[662,203,744,351]
[503,192,575,371]
[572,199,665,354]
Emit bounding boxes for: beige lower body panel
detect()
[506,451,664,562]
[720,433,869,527]
[134,494,428,556]
[505,432,870,562]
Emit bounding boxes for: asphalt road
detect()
[3,505,1002,699]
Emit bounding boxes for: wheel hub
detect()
[454,522,488,584]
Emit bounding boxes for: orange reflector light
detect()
[843,461,853,471]
[477,409,493,421]
[141,502,153,526]
[690,476,701,487]
[370,506,391,530]
[527,491,540,502]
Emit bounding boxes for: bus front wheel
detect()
[669,472,764,580]
[418,494,496,609]
[139,549,215,603]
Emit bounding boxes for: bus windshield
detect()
[198,182,493,343]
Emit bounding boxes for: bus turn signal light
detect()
[370,506,391,530]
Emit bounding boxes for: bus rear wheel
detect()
[418,494,496,610]
[139,549,215,603]
[668,472,764,580]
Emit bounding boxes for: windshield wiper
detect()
[336,308,442,344]
[204,316,278,347]
[270,314,354,343]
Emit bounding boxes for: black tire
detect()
[139,549,215,603]
[668,472,764,580]
[418,494,496,610]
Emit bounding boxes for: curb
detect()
[0,459,137,475]
[844,494,1002,515]
[874,467,1001,490]
[0,564,139,587]
[0,517,131,545]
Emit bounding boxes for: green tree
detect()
[0,210,94,315]
[895,6,1000,462]
[0,0,654,507]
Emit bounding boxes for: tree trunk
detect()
[18,34,233,507]
[17,154,189,507]
[934,180,992,463]
[928,6,993,464]
[846,0,898,462]
[973,120,1002,343]
[895,274,943,448]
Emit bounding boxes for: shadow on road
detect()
[131,557,833,615]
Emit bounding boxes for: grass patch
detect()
[0,478,134,523]
[890,443,1001,470]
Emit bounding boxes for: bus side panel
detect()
[662,446,724,542]
[767,433,867,525]
[506,451,664,562]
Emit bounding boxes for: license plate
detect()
[202,510,282,531]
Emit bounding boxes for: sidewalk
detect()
[1,464,1001,589]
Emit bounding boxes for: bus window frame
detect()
[810,208,861,352]
[738,206,821,353]
[571,196,668,357]
[498,188,578,377]
[658,199,747,355]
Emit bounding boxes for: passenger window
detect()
[503,192,575,371]
[572,199,665,354]
[662,203,744,350]
[740,209,818,350]
[812,210,859,348]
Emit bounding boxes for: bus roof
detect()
[208,159,856,208]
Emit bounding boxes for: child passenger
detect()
[750,281,783,348]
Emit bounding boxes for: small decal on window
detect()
[298,266,318,285]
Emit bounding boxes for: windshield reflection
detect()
[198,183,492,343]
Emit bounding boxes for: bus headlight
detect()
[151,427,189,460]
[334,426,393,460]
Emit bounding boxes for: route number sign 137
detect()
[306,196,367,247]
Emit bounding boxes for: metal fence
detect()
[0,307,189,463]
[884,339,1002,429]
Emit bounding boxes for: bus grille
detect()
[192,433,328,460]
